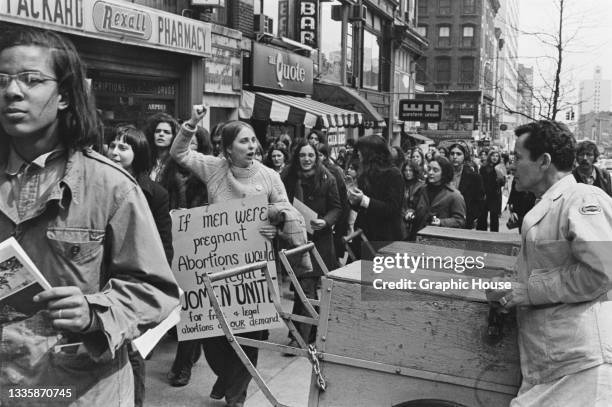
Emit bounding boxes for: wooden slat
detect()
[321,271,521,387]
[417,226,521,256]
[378,241,516,278]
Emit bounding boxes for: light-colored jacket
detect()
[516,174,612,384]
[0,148,180,406]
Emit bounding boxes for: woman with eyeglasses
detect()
[0,27,179,406]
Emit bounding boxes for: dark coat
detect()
[322,158,350,256]
[283,165,341,274]
[458,165,485,228]
[410,184,466,240]
[139,176,174,265]
[480,163,505,213]
[572,166,612,197]
[353,166,405,242]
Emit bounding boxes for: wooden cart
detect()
[203,231,522,407]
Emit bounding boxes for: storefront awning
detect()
[313,82,387,128]
[239,91,362,128]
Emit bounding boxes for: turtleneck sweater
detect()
[170,123,288,204]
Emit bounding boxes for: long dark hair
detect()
[144,113,179,159]
[282,139,326,198]
[0,27,99,149]
[401,160,423,185]
[355,134,392,190]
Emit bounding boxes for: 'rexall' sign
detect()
[399,100,443,123]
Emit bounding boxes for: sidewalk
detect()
[144,296,312,407]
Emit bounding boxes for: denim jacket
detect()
[516,175,612,384]
[0,146,180,406]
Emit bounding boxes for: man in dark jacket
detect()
[572,141,612,197]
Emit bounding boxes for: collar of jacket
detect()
[521,174,574,234]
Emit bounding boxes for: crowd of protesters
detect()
[4,26,612,407]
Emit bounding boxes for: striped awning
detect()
[239,91,363,128]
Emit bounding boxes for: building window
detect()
[460,57,474,83]
[362,30,380,90]
[418,0,427,16]
[436,57,451,83]
[416,58,427,83]
[320,1,343,84]
[462,25,475,47]
[462,0,475,14]
[437,25,450,47]
[438,0,451,15]
[416,25,427,38]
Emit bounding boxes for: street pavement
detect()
[144,296,311,407]
[144,209,518,407]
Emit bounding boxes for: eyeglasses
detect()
[0,71,57,90]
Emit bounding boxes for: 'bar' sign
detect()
[399,100,442,122]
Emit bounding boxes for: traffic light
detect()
[571,110,575,120]
[566,111,570,120]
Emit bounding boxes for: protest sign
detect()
[171,195,282,340]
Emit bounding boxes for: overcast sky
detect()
[516,0,612,107]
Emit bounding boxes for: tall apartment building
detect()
[493,0,520,147]
[415,0,501,144]
[579,66,612,116]
[517,64,534,125]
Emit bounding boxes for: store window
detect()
[462,25,475,48]
[362,30,380,90]
[460,57,474,83]
[320,0,343,84]
[438,25,450,47]
[91,74,178,142]
[435,57,451,83]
